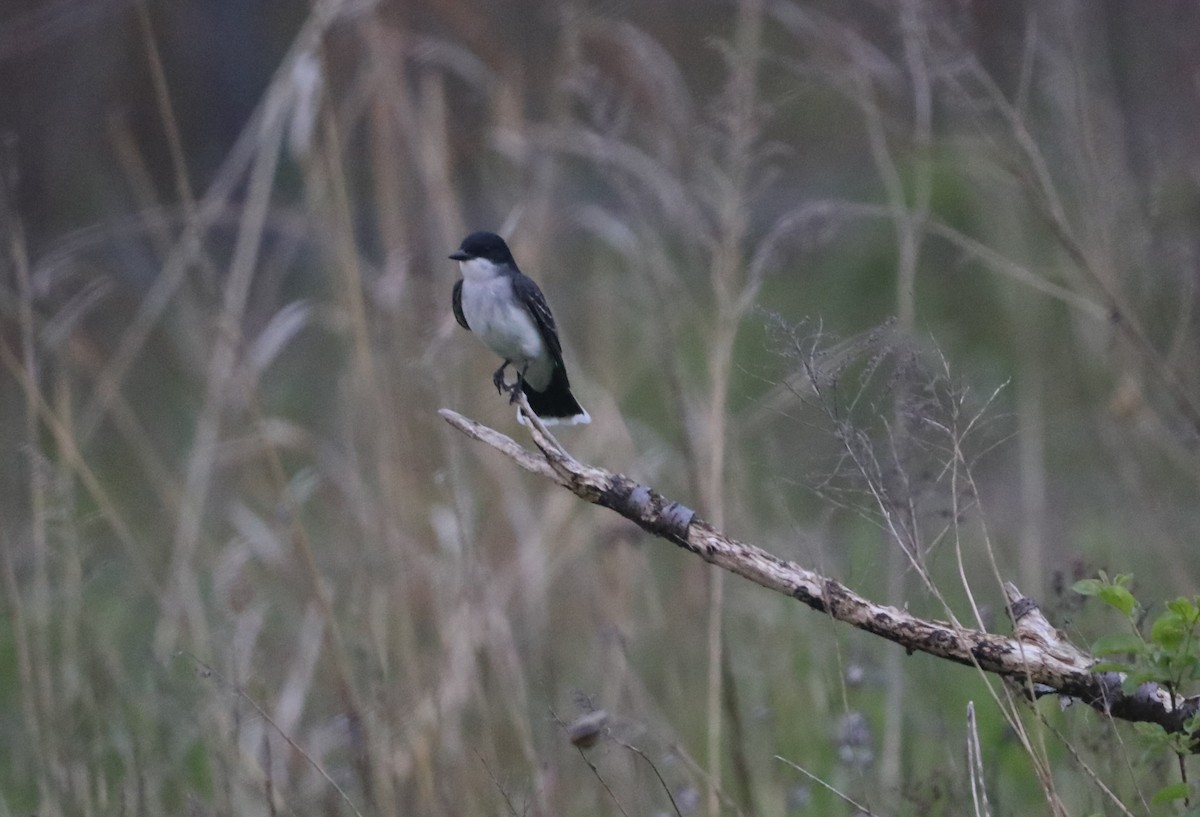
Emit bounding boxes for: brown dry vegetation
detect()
[2,0,1200,815]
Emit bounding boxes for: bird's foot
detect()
[492,362,511,395]
[505,376,524,405]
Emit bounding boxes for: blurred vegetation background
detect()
[2,0,1200,814]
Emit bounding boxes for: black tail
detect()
[522,365,590,425]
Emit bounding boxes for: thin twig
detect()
[179,651,365,817]
[774,754,875,815]
[549,707,632,817]
[614,739,685,817]
[474,749,523,817]
[965,702,992,817]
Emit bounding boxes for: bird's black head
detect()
[450,231,516,266]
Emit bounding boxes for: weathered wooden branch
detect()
[439,401,1200,745]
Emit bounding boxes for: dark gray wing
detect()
[451,279,470,330]
[512,272,565,366]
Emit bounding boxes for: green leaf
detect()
[1166,596,1200,620]
[1150,653,1177,672]
[1091,632,1145,656]
[1151,782,1191,805]
[1151,612,1188,649]
[1097,585,1138,617]
[1133,721,1168,741]
[1161,652,1200,675]
[1072,579,1104,597]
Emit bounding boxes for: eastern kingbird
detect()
[450,231,591,425]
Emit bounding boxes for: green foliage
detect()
[1075,574,1200,806]
[1151,781,1191,805]
[1074,573,1200,693]
[1073,572,1139,619]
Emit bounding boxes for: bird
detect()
[450,231,590,425]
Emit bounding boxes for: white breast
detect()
[460,273,553,390]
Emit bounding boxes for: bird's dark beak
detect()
[449,250,470,261]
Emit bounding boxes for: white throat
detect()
[458,257,504,283]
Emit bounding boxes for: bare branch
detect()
[440,405,1200,745]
